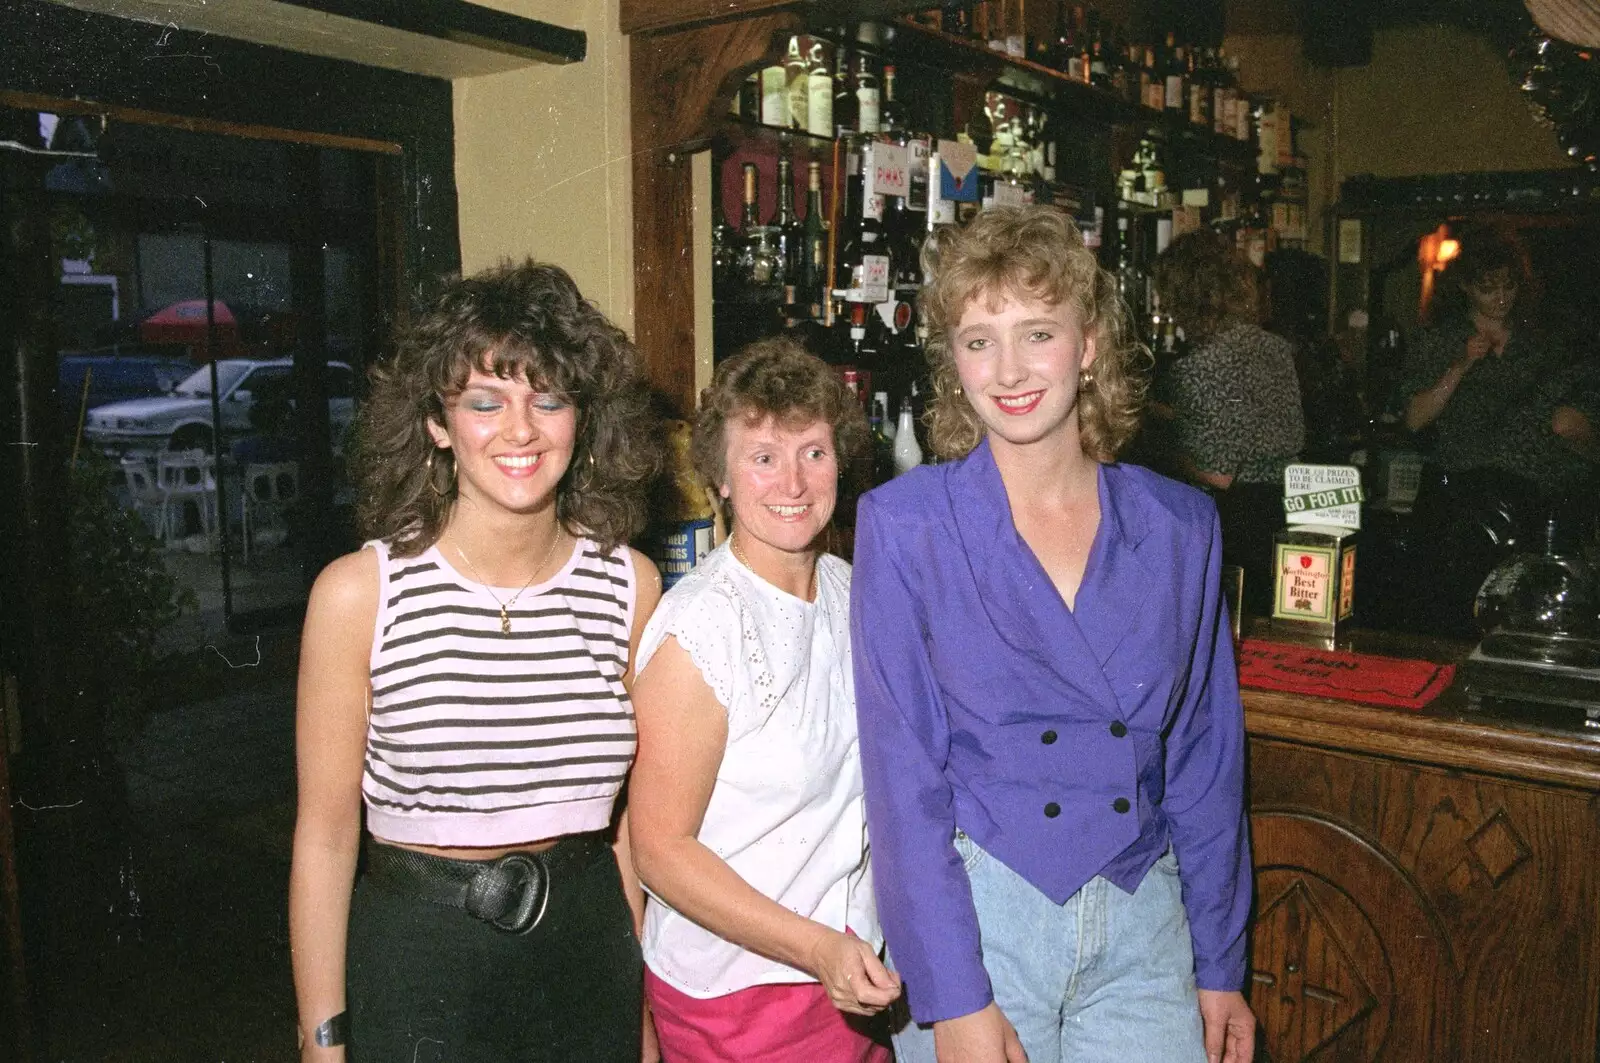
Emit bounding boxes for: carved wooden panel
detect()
[1248,738,1600,1063]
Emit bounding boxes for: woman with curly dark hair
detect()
[626,338,897,1062]
[289,260,663,1061]
[852,206,1255,1063]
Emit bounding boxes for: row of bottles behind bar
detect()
[714,15,1311,482]
[737,11,1273,146]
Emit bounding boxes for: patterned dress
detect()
[1400,321,1599,496]
[1167,321,1306,484]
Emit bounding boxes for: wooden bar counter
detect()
[1241,626,1600,1062]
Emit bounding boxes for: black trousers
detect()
[346,839,643,1063]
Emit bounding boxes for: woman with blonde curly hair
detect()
[289,260,663,1061]
[851,205,1256,1063]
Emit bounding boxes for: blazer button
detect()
[1044,802,1061,818]
[1112,797,1131,814]
[1109,721,1128,738]
[1041,730,1058,745]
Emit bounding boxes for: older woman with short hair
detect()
[628,336,896,1063]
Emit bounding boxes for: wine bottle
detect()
[1164,33,1186,115]
[784,35,810,132]
[802,161,829,317]
[880,64,904,140]
[736,163,780,290]
[833,46,858,137]
[776,155,800,306]
[855,53,881,136]
[806,40,833,139]
[761,56,788,127]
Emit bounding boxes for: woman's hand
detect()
[932,1001,1028,1063]
[1197,989,1256,1063]
[1462,332,1495,365]
[805,928,902,1016]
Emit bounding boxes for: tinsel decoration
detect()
[1508,21,1600,167]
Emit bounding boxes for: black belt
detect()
[364,832,610,934]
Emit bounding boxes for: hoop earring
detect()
[426,448,455,498]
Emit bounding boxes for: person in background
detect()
[628,338,896,1063]
[1401,224,1598,503]
[288,261,662,1061]
[1154,230,1305,615]
[853,205,1254,1063]
[1398,225,1598,634]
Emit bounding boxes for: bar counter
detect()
[1240,625,1600,1062]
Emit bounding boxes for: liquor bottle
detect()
[868,391,895,485]
[1002,0,1026,58]
[880,65,904,140]
[837,146,890,303]
[940,1,973,37]
[892,400,924,475]
[1164,34,1186,115]
[775,154,801,306]
[806,40,833,139]
[761,55,788,127]
[784,36,811,133]
[736,163,781,290]
[833,46,858,137]
[1188,47,1211,128]
[802,161,829,316]
[1140,46,1161,111]
[1046,4,1073,76]
[855,53,881,136]
[711,199,738,297]
[731,72,759,119]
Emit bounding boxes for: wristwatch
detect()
[297,1011,349,1049]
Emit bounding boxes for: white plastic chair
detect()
[242,461,298,561]
[120,457,166,541]
[157,448,217,548]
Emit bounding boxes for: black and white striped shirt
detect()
[363,536,637,847]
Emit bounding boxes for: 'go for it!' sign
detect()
[1283,464,1363,530]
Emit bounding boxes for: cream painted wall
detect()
[452,0,634,331]
[1225,22,1571,252]
[1327,24,1569,181]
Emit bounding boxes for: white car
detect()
[85,358,357,454]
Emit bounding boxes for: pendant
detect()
[499,607,511,634]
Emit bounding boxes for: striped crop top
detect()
[363,535,638,847]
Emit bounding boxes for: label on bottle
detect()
[1214,88,1229,134]
[858,88,881,134]
[864,193,886,221]
[761,65,788,126]
[807,72,833,138]
[907,139,931,211]
[1005,34,1026,58]
[1165,76,1183,110]
[787,75,809,131]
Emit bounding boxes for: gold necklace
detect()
[453,528,566,633]
[729,532,818,602]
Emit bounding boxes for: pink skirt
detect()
[644,967,893,1063]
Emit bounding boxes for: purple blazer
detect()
[850,440,1251,1025]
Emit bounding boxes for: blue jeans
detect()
[890,833,1206,1063]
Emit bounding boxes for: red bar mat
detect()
[1237,639,1456,711]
